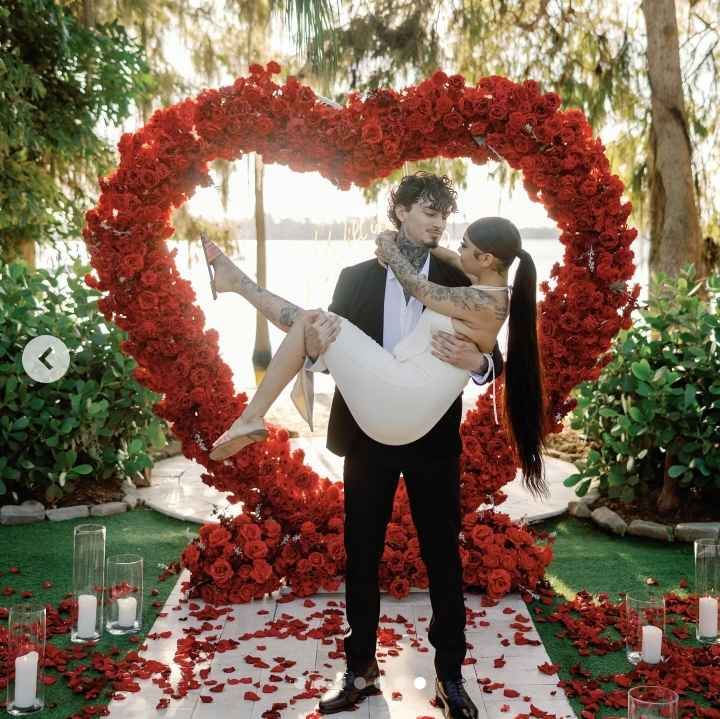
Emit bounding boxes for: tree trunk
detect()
[657,452,680,515]
[252,153,272,385]
[641,0,704,293]
[20,240,36,269]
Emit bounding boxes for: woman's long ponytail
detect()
[504,248,548,499]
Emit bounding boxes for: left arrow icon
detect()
[21,335,71,383]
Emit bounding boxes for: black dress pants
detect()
[341,445,466,681]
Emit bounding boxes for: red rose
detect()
[298,86,315,105]
[442,112,464,131]
[361,122,382,144]
[208,527,231,547]
[448,74,465,91]
[244,540,268,559]
[431,70,448,87]
[488,104,507,121]
[255,116,275,136]
[487,568,512,598]
[389,577,410,599]
[266,60,281,75]
[182,543,201,569]
[471,525,493,545]
[250,558,273,584]
[208,558,234,587]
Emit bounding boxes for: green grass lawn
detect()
[530,514,709,717]
[1,508,199,718]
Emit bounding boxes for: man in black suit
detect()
[305,173,503,719]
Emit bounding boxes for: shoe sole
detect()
[318,683,381,715]
[209,429,268,461]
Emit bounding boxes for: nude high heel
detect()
[200,232,221,300]
[209,418,268,461]
[290,369,315,432]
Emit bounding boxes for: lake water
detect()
[39,236,649,397]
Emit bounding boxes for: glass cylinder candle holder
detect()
[625,591,666,665]
[105,554,143,635]
[71,523,105,643]
[5,604,46,715]
[628,685,678,719]
[694,538,720,644]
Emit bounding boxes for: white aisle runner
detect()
[106,570,577,719]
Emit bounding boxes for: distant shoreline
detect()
[225,217,560,242]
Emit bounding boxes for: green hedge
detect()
[565,265,720,503]
[0,258,167,504]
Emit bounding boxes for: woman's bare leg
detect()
[204,239,301,331]
[209,311,339,460]
[242,311,311,421]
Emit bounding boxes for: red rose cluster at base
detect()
[83,62,638,602]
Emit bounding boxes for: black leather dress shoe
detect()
[434,675,479,719]
[317,659,381,714]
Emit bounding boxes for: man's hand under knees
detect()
[431,330,488,373]
[305,311,341,362]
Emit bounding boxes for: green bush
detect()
[0,257,167,504]
[565,265,720,504]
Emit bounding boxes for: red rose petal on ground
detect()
[209,683,225,693]
[537,662,559,675]
[244,692,261,701]
[503,689,519,698]
[199,695,213,703]
[9,567,20,574]
[494,656,506,668]
[392,691,402,700]
[262,685,278,693]
[42,580,53,589]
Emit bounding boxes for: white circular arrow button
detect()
[21,335,71,383]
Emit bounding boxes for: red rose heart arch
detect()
[83,61,639,604]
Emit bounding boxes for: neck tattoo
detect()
[397,226,429,272]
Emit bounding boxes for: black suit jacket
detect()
[325,256,504,463]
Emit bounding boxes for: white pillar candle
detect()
[699,596,719,637]
[117,596,137,628]
[641,625,663,663]
[14,650,38,708]
[77,593,97,638]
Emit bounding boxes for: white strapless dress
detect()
[314,307,471,445]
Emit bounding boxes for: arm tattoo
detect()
[382,239,507,321]
[279,305,301,328]
[231,265,302,331]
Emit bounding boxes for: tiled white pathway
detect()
[127,443,578,526]
[107,571,576,719]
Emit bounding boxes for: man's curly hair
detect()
[388,171,459,229]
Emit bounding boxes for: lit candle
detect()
[641,625,662,663]
[77,593,97,638]
[14,650,38,708]
[699,596,718,637]
[117,596,137,628]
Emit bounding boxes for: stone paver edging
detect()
[568,489,720,542]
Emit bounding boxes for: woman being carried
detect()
[202,216,548,498]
